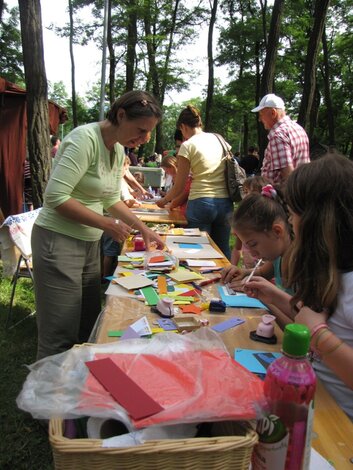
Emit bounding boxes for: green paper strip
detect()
[140,286,160,306]
[108,330,124,337]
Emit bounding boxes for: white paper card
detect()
[114,274,154,290]
[186,260,217,267]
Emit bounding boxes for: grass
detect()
[0,262,109,469]
[0,267,53,469]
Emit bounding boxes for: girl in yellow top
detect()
[157,105,233,258]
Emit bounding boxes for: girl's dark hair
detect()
[176,105,202,129]
[107,90,162,125]
[286,151,353,314]
[232,185,291,236]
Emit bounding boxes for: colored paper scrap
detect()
[85,358,164,420]
[157,318,178,331]
[157,276,168,294]
[212,317,245,333]
[186,259,217,267]
[168,269,204,283]
[149,255,166,263]
[179,304,202,315]
[125,251,146,258]
[120,326,141,341]
[118,255,131,262]
[108,330,124,337]
[129,316,152,336]
[114,274,154,290]
[179,289,200,297]
[140,286,160,306]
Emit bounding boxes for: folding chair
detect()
[0,209,41,328]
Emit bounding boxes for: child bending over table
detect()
[221,183,294,327]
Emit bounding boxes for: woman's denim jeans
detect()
[186,197,233,260]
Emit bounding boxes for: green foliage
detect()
[0,4,24,84]
[3,0,353,155]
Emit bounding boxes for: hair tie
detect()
[140,99,148,106]
[261,184,277,199]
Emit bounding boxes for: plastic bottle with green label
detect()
[252,324,316,470]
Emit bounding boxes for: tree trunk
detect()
[258,0,285,165]
[242,113,248,157]
[321,26,335,146]
[260,0,284,97]
[107,0,116,103]
[160,0,179,104]
[143,1,163,153]
[68,0,77,127]
[204,0,218,132]
[18,0,50,208]
[308,86,320,140]
[297,0,330,129]
[125,0,137,92]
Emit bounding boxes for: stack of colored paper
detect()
[145,254,176,272]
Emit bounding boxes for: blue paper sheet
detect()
[178,243,202,249]
[234,349,282,376]
[217,286,268,310]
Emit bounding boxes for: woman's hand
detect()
[169,199,180,210]
[140,226,165,250]
[105,218,132,243]
[295,306,329,331]
[221,265,248,284]
[156,198,168,208]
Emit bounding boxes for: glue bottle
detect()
[252,324,316,470]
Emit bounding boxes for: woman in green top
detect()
[32,90,164,360]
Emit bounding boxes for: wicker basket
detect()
[49,418,258,470]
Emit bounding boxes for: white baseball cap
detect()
[251,93,285,112]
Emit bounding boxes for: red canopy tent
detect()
[0,77,68,218]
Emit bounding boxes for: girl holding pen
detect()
[221,183,294,326]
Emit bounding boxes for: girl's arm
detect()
[156,157,190,207]
[295,307,353,390]
[221,260,274,285]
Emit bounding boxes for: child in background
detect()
[121,157,142,208]
[231,175,269,267]
[245,153,353,421]
[159,155,191,214]
[132,171,145,186]
[221,183,294,325]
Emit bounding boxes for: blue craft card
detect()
[212,317,245,332]
[234,349,282,376]
[179,243,202,249]
[217,286,268,310]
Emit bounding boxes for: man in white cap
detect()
[251,93,310,184]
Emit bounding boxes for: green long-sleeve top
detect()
[35,122,124,241]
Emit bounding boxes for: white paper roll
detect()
[87,417,131,439]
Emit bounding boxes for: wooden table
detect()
[93,237,353,469]
[131,203,187,225]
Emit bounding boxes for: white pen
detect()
[245,258,263,284]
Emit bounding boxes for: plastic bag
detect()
[17,328,265,427]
